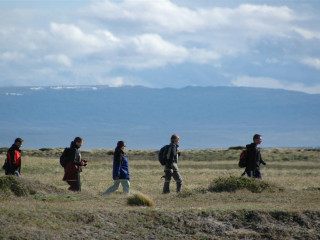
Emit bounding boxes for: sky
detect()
[0,0,320,93]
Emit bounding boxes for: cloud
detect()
[265,58,279,64]
[127,34,188,68]
[44,54,72,67]
[301,58,320,70]
[292,27,320,40]
[0,51,25,62]
[232,75,320,94]
[0,0,319,90]
[86,0,204,33]
[97,76,124,87]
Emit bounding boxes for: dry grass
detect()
[0,148,319,239]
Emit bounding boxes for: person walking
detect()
[163,134,183,194]
[245,134,266,179]
[3,138,24,177]
[62,137,87,191]
[102,141,130,195]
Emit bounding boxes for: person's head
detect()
[253,134,262,145]
[170,134,180,145]
[74,137,83,148]
[116,141,126,151]
[14,138,24,148]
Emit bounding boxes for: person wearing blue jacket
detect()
[102,141,130,195]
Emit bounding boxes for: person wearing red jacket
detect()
[3,138,24,177]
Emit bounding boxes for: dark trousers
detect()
[163,171,183,193]
[246,169,262,179]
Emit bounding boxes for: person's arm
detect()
[259,152,266,165]
[7,149,19,169]
[114,152,123,179]
[73,149,82,166]
[166,145,176,173]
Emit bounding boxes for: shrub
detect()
[127,193,154,207]
[228,146,246,150]
[208,176,275,193]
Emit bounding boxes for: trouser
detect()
[5,170,21,177]
[246,169,262,179]
[102,179,130,195]
[163,171,183,193]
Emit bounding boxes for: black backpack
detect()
[238,149,248,168]
[60,148,72,167]
[158,145,170,166]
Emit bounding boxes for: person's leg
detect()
[246,169,254,178]
[14,171,21,177]
[67,179,79,190]
[102,180,121,195]
[121,180,130,194]
[172,171,183,193]
[254,169,262,179]
[163,172,172,194]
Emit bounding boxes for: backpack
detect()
[60,148,72,167]
[2,158,8,171]
[158,145,170,166]
[238,149,248,168]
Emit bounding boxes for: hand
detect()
[115,176,119,180]
[170,169,173,174]
[81,160,87,166]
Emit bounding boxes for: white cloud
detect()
[86,0,204,33]
[50,23,105,54]
[232,75,320,94]
[0,51,25,62]
[0,0,319,89]
[129,34,188,68]
[265,58,279,64]
[97,76,124,87]
[292,27,320,40]
[301,58,320,70]
[188,48,220,64]
[44,54,72,67]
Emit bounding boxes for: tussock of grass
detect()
[177,188,194,198]
[208,176,280,193]
[0,176,64,198]
[0,176,36,196]
[127,193,154,207]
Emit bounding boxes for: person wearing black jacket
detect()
[3,138,24,176]
[245,134,266,179]
[163,134,182,193]
[62,137,87,191]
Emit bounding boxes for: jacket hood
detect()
[246,143,256,149]
[10,144,21,151]
[70,141,80,149]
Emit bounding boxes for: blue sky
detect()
[0,0,320,93]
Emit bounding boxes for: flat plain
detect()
[0,148,319,239]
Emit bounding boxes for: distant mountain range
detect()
[0,86,319,149]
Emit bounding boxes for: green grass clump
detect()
[208,176,276,193]
[177,188,194,198]
[0,176,36,196]
[127,193,155,207]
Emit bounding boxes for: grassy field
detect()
[0,148,319,239]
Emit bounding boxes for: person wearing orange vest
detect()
[3,138,24,177]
